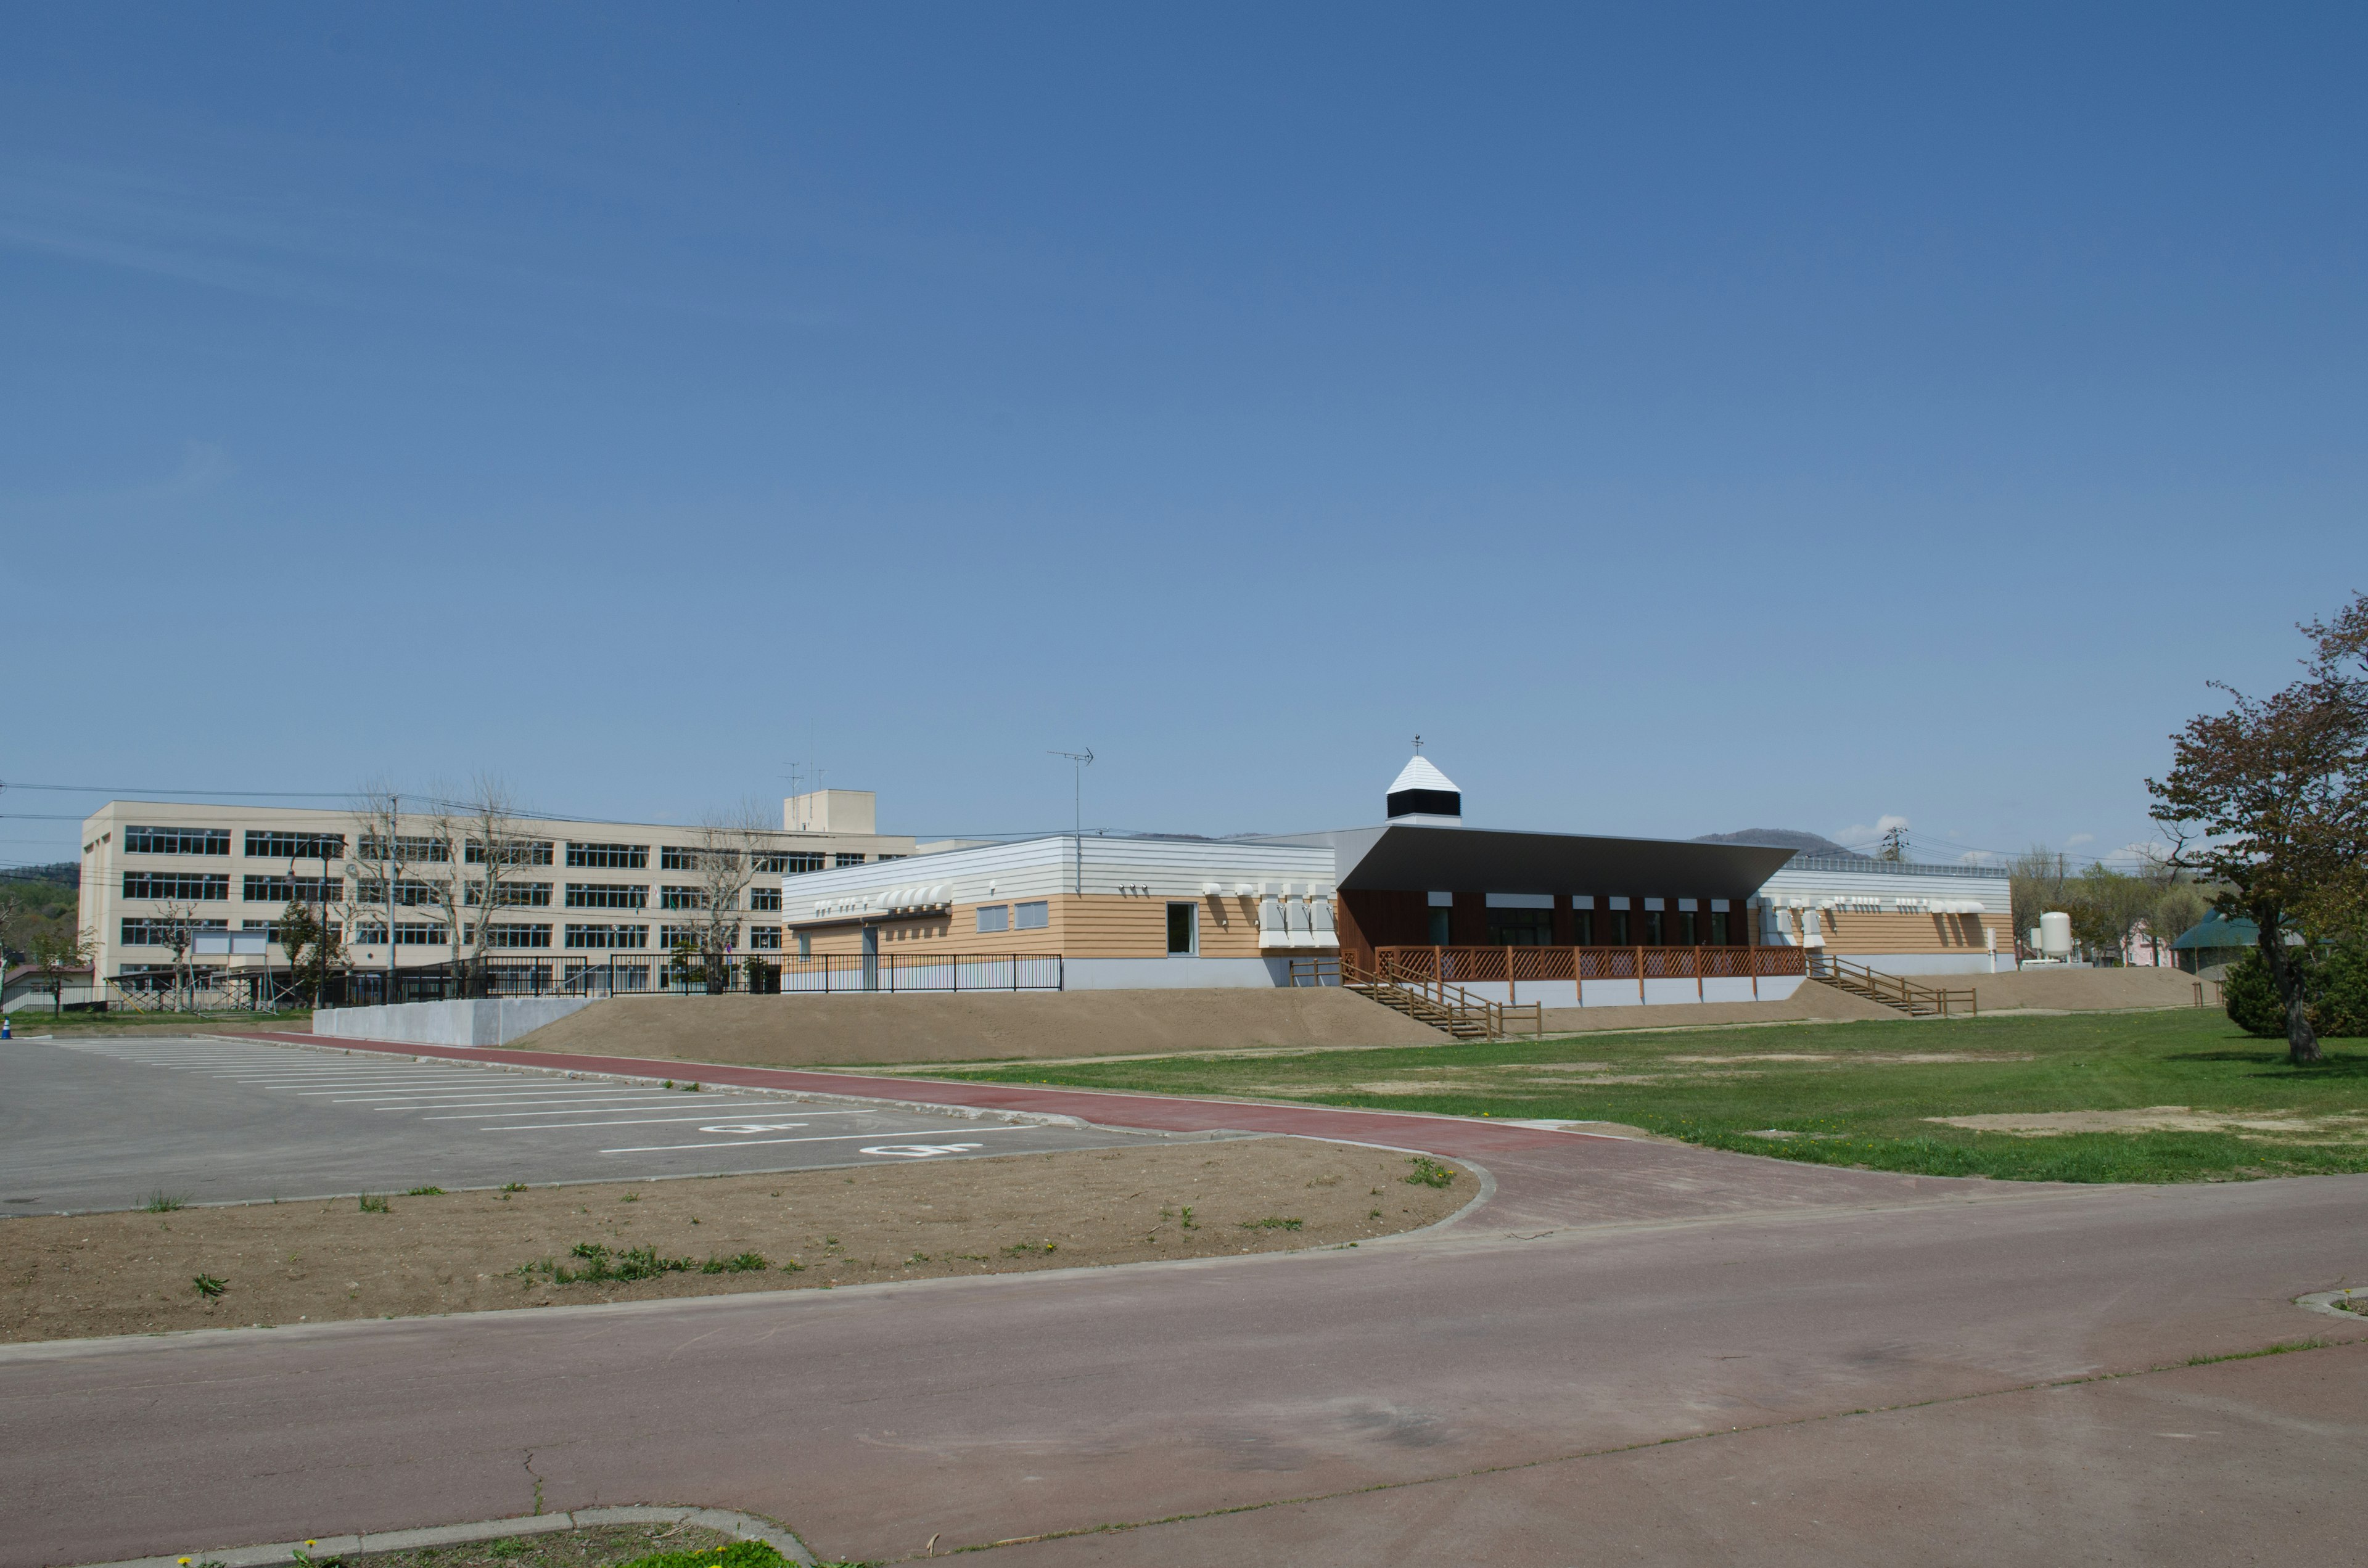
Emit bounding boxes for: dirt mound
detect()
[510,988,1447,1068]
[1944,967,2205,1013]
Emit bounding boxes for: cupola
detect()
[1386,754,1462,826]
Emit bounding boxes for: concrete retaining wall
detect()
[311,996,596,1047]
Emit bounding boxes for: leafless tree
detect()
[348,782,439,995]
[665,803,775,991]
[445,777,532,995]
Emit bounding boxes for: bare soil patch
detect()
[1928,1106,2368,1141]
[0,1138,1465,1344]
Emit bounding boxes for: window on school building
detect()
[565,884,648,908]
[392,923,443,945]
[749,926,783,950]
[242,874,343,905]
[122,871,229,901]
[474,924,553,949]
[768,853,826,875]
[976,905,1009,933]
[834,853,867,867]
[126,826,231,856]
[749,886,783,911]
[358,835,450,862]
[467,839,554,865]
[1484,908,1556,946]
[565,924,650,949]
[244,830,344,860]
[567,842,648,869]
[660,885,714,910]
[1166,901,1196,955]
[467,882,553,906]
[120,917,228,945]
[1014,901,1050,931]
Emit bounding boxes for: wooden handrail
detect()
[1806,954,1976,1017]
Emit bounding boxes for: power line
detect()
[0,781,352,797]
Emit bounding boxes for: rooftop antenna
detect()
[1049,747,1095,834]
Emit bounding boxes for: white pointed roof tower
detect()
[1386,750,1463,826]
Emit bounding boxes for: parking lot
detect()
[0,1033,1174,1213]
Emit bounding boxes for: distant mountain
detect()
[1692,829,1870,859]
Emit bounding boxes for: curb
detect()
[67,1504,813,1568]
[2296,1287,2368,1322]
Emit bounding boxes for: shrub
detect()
[2223,950,2292,1038]
[2224,942,2368,1038]
[2314,943,2368,1037]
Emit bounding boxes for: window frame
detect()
[1166,900,1197,956]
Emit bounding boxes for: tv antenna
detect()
[1049,747,1095,834]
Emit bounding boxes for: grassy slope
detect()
[940,1010,2368,1183]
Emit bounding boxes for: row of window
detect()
[118,827,873,874]
[974,901,1051,934]
[120,917,228,945]
[112,914,791,953]
[1458,908,1735,946]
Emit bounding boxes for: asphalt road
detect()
[0,1035,1169,1213]
[3,1046,2364,1567]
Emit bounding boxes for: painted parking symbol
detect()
[860,1143,986,1158]
[698,1123,810,1135]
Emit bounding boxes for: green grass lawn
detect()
[940,1010,2368,1184]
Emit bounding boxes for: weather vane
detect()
[1412,734,1423,753]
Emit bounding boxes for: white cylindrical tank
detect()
[2039,911,2074,958]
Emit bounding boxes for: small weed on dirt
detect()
[405,1186,445,1197]
[1404,1156,1457,1189]
[1241,1216,1304,1231]
[191,1273,226,1299]
[358,1194,392,1213]
[1003,1240,1058,1255]
[144,1191,189,1213]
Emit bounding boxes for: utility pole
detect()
[1879,824,1907,863]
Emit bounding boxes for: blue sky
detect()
[4,4,2362,866]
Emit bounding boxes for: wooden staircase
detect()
[1807,954,1977,1017]
[1289,955,1544,1041]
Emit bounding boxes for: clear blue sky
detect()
[4,4,2362,867]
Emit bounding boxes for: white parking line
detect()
[420,1101,786,1120]
[473,1112,888,1130]
[601,1127,1029,1154]
[307,1090,663,1104]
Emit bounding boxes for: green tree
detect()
[2149,592,2368,1063]
[25,924,94,1015]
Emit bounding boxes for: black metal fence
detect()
[308,951,1065,1001]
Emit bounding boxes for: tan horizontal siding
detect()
[1819,912,2010,956]
[789,893,1277,960]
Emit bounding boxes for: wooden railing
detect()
[1805,954,1976,1017]
[1294,951,1542,1039]
[1371,945,1806,1003]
